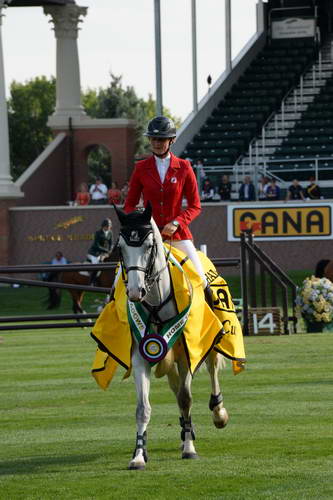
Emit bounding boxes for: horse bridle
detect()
[118,226,171,297]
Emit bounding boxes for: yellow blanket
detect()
[91,247,246,390]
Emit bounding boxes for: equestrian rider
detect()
[124,116,213,305]
[87,218,113,285]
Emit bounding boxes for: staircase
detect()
[239,35,333,185]
[181,38,317,177]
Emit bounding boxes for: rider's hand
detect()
[161,222,178,238]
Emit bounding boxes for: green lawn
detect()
[0,328,332,499]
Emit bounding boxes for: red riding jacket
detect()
[124,154,201,240]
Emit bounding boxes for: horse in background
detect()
[106,203,228,470]
[46,248,118,315]
[315,259,333,282]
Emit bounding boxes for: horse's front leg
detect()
[206,350,229,429]
[128,343,152,470]
[177,357,198,459]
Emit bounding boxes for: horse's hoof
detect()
[182,452,199,459]
[212,405,229,429]
[128,461,146,470]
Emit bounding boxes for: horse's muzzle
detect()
[127,287,147,302]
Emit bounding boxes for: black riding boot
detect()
[204,284,215,311]
[89,271,98,286]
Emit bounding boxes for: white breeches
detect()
[167,239,207,288]
[87,254,101,264]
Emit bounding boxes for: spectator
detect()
[75,182,90,206]
[108,181,122,205]
[120,181,130,204]
[286,179,305,201]
[258,176,269,201]
[218,174,232,201]
[89,177,108,205]
[239,176,255,201]
[266,178,280,201]
[193,158,206,185]
[45,251,68,282]
[201,178,215,201]
[305,176,322,200]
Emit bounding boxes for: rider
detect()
[87,218,113,285]
[124,115,213,306]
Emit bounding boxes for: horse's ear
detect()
[143,201,152,223]
[113,203,127,226]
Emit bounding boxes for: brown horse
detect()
[47,250,118,315]
[315,259,333,282]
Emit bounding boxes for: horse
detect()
[315,259,333,282]
[46,250,118,315]
[112,203,229,470]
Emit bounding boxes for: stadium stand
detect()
[181,39,318,175]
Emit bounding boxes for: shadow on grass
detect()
[0,453,100,475]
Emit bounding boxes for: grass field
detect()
[0,327,332,499]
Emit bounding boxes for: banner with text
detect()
[227,203,333,241]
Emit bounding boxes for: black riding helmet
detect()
[144,116,176,139]
[101,218,112,228]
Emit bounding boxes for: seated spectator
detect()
[75,182,90,206]
[89,177,108,205]
[266,178,280,201]
[258,176,269,201]
[201,178,215,201]
[286,179,305,201]
[120,181,130,204]
[108,181,122,205]
[218,174,232,201]
[239,176,255,201]
[305,176,322,200]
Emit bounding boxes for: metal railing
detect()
[240,231,297,336]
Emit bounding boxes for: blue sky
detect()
[3,0,258,120]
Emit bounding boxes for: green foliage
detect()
[8,76,56,180]
[82,74,181,157]
[7,74,181,181]
[0,328,332,499]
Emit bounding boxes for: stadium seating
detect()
[267,75,333,181]
[181,39,317,167]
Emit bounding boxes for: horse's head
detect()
[114,203,158,302]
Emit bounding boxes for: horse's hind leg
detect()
[206,350,229,429]
[177,356,198,459]
[128,343,151,470]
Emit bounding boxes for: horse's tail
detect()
[315,259,330,278]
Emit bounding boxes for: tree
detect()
[83,74,181,158]
[7,74,181,180]
[8,76,56,180]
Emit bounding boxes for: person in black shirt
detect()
[305,176,322,200]
[218,174,232,201]
[286,179,305,201]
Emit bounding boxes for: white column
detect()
[0,0,22,198]
[44,4,87,127]
[191,0,198,113]
[154,0,163,116]
[256,0,265,33]
[225,0,232,73]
